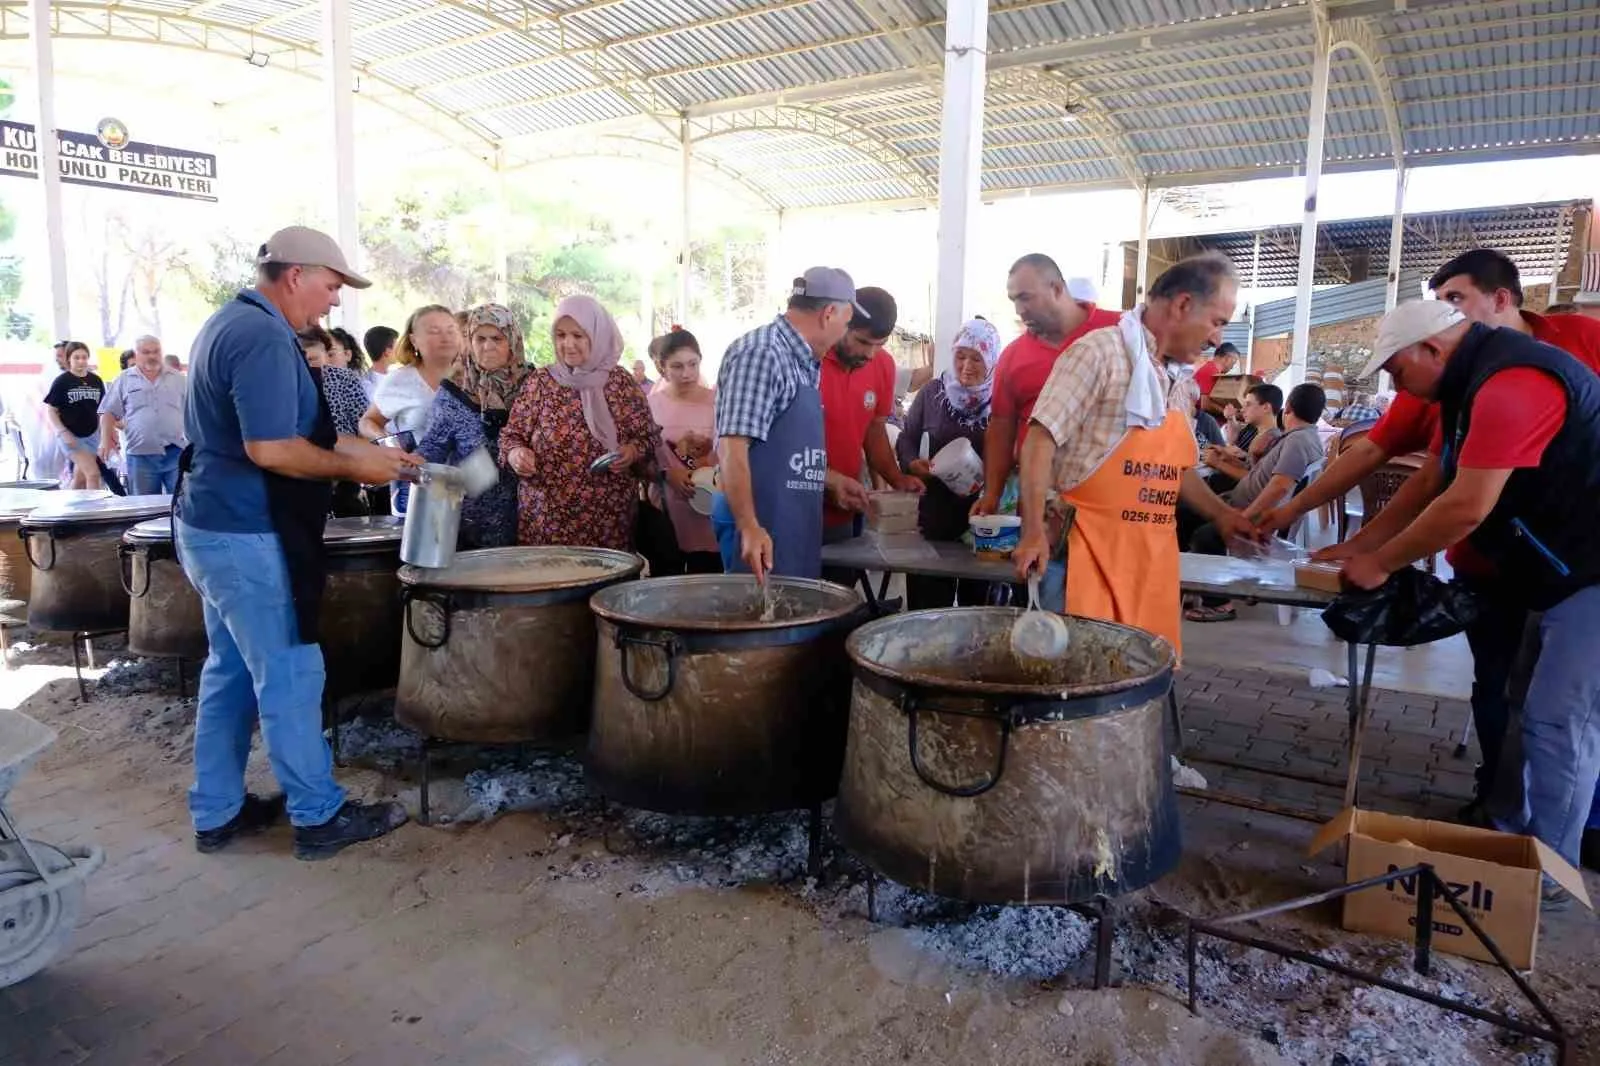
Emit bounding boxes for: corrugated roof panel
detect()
[42,0,1600,210]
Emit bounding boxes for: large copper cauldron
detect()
[121,517,205,660]
[320,516,406,701]
[835,608,1179,905]
[587,575,865,816]
[21,495,171,632]
[396,547,642,743]
[0,487,85,604]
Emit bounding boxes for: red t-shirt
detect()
[990,306,1122,453]
[1434,368,1568,577]
[820,347,896,527]
[1370,311,1600,460]
[1194,359,1224,398]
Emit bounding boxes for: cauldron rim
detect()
[590,573,863,633]
[21,493,170,534]
[399,545,642,594]
[846,606,1176,702]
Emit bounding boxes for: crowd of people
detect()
[47,220,1579,885]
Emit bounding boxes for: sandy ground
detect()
[7,634,1599,1066]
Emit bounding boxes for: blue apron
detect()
[713,384,826,579]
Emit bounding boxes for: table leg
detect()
[855,572,882,616]
[1342,642,1378,809]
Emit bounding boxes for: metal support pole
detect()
[1135,184,1151,306]
[1289,19,1332,389]
[677,117,692,325]
[323,0,360,330]
[493,149,510,305]
[27,0,69,341]
[1245,231,1262,374]
[932,0,988,376]
[1384,165,1406,312]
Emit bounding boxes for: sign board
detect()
[0,119,218,202]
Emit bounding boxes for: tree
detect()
[184,234,257,313]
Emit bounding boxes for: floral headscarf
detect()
[546,294,625,452]
[451,304,530,413]
[940,317,1002,427]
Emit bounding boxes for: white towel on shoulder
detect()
[1118,306,1168,429]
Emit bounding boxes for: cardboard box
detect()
[1309,808,1592,970]
[1294,562,1343,593]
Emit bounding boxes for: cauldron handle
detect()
[18,527,55,572]
[401,588,452,649]
[615,630,678,702]
[118,543,150,597]
[903,695,1011,798]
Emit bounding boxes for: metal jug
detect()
[399,448,499,569]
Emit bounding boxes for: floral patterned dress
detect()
[499,366,661,550]
[417,382,518,549]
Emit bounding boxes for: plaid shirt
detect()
[1030,320,1200,492]
[714,314,819,441]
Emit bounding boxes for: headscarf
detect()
[546,294,625,452]
[452,303,529,412]
[939,318,1002,427]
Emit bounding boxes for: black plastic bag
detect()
[1321,566,1482,647]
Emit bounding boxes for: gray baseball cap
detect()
[257,225,372,289]
[792,267,868,316]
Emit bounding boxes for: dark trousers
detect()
[1462,578,1536,804]
[906,576,996,611]
[1188,521,1229,607]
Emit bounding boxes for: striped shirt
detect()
[714,314,819,442]
[1030,320,1200,492]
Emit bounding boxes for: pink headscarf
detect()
[546,294,625,452]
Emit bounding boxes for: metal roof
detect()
[1139,199,1583,288]
[3,0,1596,210]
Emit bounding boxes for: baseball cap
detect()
[1360,301,1465,380]
[792,267,867,316]
[1066,276,1099,303]
[1575,289,1600,306]
[850,286,898,338]
[257,225,371,289]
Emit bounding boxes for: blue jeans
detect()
[128,444,182,495]
[1040,558,1066,613]
[1497,583,1600,866]
[174,520,344,831]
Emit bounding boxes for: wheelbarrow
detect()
[0,707,103,988]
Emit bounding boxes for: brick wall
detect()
[1246,313,1383,382]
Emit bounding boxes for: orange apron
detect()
[1061,411,1197,655]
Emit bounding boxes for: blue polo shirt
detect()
[176,289,322,533]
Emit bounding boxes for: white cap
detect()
[1360,301,1466,380]
[1066,276,1099,303]
[1574,290,1600,306]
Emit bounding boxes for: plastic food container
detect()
[969,514,1022,560]
[930,438,983,497]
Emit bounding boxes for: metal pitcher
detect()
[399,448,500,569]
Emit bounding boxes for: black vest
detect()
[1437,323,1600,609]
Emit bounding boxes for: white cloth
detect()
[1118,306,1168,430]
[371,364,437,435]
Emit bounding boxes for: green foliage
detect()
[183,234,257,312]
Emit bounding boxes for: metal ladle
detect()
[1010,575,1070,661]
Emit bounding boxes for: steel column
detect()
[1289,16,1332,389]
[27,0,68,341]
[1245,231,1261,374]
[677,116,692,325]
[323,0,360,329]
[1385,166,1407,311]
[493,149,510,305]
[932,0,987,375]
[1135,184,1150,305]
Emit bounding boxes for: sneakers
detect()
[195,793,287,854]
[292,800,409,862]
